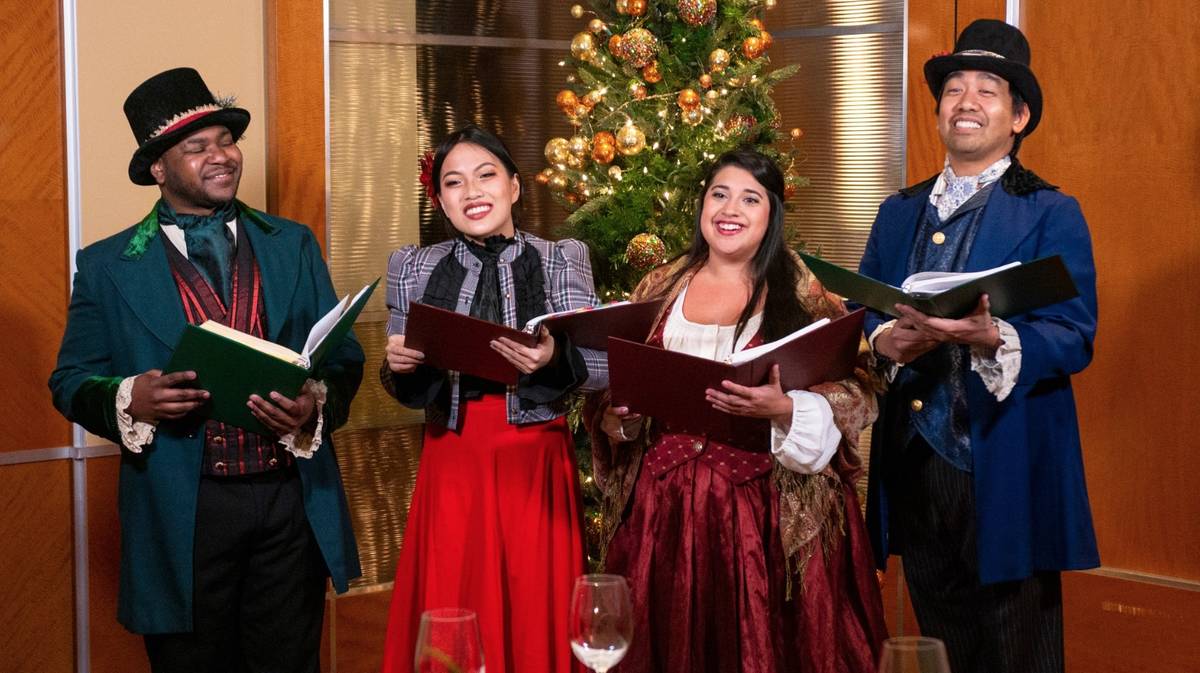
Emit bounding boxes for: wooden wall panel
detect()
[87,456,149,673]
[0,0,71,453]
[0,461,75,673]
[1022,1,1200,581]
[265,0,327,247]
[333,589,393,673]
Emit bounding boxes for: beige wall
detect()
[77,0,267,244]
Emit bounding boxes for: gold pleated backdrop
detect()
[327,0,905,590]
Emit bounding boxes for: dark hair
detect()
[669,147,814,343]
[934,74,1030,156]
[429,125,524,235]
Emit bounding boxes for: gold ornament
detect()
[749,18,765,31]
[760,30,773,50]
[585,89,605,107]
[608,35,626,59]
[570,3,584,18]
[588,18,607,34]
[568,135,591,157]
[615,0,631,14]
[682,106,705,126]
[742,35,765,59]
[642,60,663,84]
[621,28,658,68]
[705,89,720,102]
[628,0,647,16]
[765,0,777,7]
[566,154,584,170]
[570,32,596,60]
[699,73,713,89]
[709,48,731,72]
[627,81,648,99]
[790,127,804,139]
[592,141,616,164]
[556,89,579,115]
[625,233,667,271]
[616,121,647,156]
[536,168,553,185]
[677,88,701,110]
[574,103,591,118]
[549,172,569,191]
[677,0,716,26]
[545,137,572,165]
[608,165,623,181]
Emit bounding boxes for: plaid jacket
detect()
[384,231,608,427]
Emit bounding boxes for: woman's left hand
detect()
[491,327,556,374]
[706,364,793,426]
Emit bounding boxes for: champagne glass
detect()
[414,608,485,673]
[877,636,951,673]
[568,574,634,673]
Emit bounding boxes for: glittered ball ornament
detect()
[570,32,596,60]
[725,114,757,135]
[585,89,605,107]
[681,106,705,126]
[642,61,663,84]
[616,122,647,156]
[677,0,717,26]
[556,89,579,115]
[536,168,554,185]
[708,48,731,72]
[677,88,701,110]
[621,28,658,69]
[545,137,572,165]
[566,153,584,170]
[626,233,667,271]
[593,130,616,148]
[549,172,569,192]
[608,35,626,59]
[568,135,591,158]
[742,35,765,59]
[592,141,616,164]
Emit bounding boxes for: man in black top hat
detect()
[858,20,1100,673]
[49,67,364,672]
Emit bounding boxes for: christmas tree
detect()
[539,0,807,298]
[541,0,807,566]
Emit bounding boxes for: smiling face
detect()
[150,125,242,214]
[937,69,1030,175]
[698,165,772,264]
[437,142,521,242]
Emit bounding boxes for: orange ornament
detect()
[642,61,662,84]
[608,34,626,59]
[556,89,579,115]
[742,36,765,59]
[677,88,701,110]
[628,0,647,16]
[749,18,765,31]
[592,142,616,164]
[761,30,773,50]
[699,74,712,89]
[593,131,616,147]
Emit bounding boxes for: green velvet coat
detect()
[49,203,364,634]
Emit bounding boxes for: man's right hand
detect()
[125,369,209,422]
[386,334,426,374]
[600,404,642,443]
[875,318,940,364]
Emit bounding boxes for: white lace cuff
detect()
[869,320,902,382]
[769,390,841,474]
[279,379,328,459]
[116,376,157,453]
[970,318,1022,401]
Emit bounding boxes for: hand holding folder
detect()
[800,252,1079,319]
[403,299,664,384]
[164,279,377,434]
[607,309,865,447]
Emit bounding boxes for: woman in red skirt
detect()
[380,126,605,673]
[589,148,888,673]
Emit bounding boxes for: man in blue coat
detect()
[860,20,1099,673]
[49,68,363,673]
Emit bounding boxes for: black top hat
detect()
[123,67,251,185]
[924,19,1042,136]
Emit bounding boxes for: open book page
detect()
[522,300,631,333]
[725,318,830,366]
[198,321,306,366]
[901,261,1022,296]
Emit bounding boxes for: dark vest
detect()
[163,218,292,476]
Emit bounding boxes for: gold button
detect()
[212,436,225,445]
[932,232,946,245]
[910,399,924,412]
[267,457,279,468]
[692,440,704,453]
[213,461,226,473]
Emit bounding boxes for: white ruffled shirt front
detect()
[115,220,325,457]
[656,285,841,475]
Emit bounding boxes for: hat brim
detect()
[924,55,1042,136]
[127,107,251,186]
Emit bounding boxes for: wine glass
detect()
[568,574,634,673]
[414,608,485,673]
[877,636,951,673]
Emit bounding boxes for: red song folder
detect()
[607,308,865,446]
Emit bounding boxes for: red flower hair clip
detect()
[418,151,439,209]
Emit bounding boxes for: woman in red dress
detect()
[380,126,604,673]
[589,148,887,673]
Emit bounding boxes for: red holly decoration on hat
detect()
[418,151,439,209]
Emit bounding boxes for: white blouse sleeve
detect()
[969,317,1022,401]
[769,390,841,474]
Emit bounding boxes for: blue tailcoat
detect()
[49,205,364,633]
[861,181,1101,584]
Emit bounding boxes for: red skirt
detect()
[605,434,887,673]
[381,395,585,673]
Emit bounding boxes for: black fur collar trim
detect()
[897,159,1058,198]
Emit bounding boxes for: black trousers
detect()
[144,468,328,673]
[896,440,1064,673]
